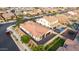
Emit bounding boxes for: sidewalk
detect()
[10,34,25,51]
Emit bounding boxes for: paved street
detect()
[0,22,19,51]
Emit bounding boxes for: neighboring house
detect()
[20,21,56,45]
[0,10,6,13]
[56,14,71,25]
[0,10,16,20]
[0,11,6,21]
[2,12,16,20]
[23,9,42,16]
[36,16,59,29]
[67,11,77,16]
[40,7,58,13]
[67,10,79,19]
[57,39,79,51]
[61,28,77,40]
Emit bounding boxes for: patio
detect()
[37,33,56,45]
[53,25,66,33]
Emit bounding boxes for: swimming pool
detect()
[53,26,66,33]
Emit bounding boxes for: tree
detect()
[34,7,39,9]
[36,13,40,16]
[11,9,17,18]
[48,11,51,13]
[53,11,57,15]
[21,35,30,44]
[15,17,24,27]
[41,10,46,15]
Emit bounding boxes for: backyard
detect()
[45,37,65,51]
[61,29,77,40]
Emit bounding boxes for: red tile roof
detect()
[20,21,50,37]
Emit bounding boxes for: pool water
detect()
[54,27,65,33]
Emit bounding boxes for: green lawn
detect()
[32,45,45,51]
[46,37,65,51]
[21,35,31,44]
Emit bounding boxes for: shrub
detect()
[21,35,30,44]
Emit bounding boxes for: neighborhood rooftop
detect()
[43,16,58,22]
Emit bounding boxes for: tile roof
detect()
[2,12,14,19]
[43,16,58,23]
[20,21,50,37]
[56,14,70,24]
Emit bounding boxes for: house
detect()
[0,11,6,21]
[61,29,77,40]
[2,12,16,20]
[67,10,79,19]
[20,21,56,45]
[57,39,79,51]
[67,11,77,16]
[23,8,42,16]
[40,7,59,14]
[36,16,59,29]
[56,14,71,25]
[0,11,6,14]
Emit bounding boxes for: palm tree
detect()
[53,11,57,15]
[15,17,24,28]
